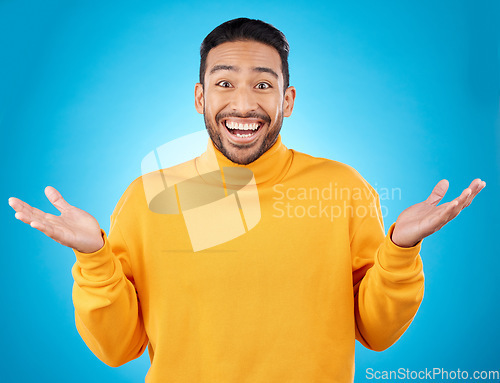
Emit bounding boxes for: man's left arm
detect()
[353,178,485,351]
[391,178,485,248]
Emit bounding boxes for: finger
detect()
[434,187,468,219]
[30,220,50,235]
[9,197,51,223]
[464,179,486,208]
[462,179,480,207]
[426,179,449,206]
[423,198,461,234]
[10,197,68,244]
[45,186,72,213]
[14,211,35,226]
[445,187,472,221]
[29,220,67,245]
[9,197,30,212]
[30,220,60,240]
[436,200,458,220]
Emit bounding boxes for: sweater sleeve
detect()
[351,191,425,352]
[71,217,148,367]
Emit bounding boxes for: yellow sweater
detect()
[72,135,424,383]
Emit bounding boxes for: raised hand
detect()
[391,178,486,248]
[9,186,104,253]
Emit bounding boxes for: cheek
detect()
[266,96,283,122]
[205,94,226,116]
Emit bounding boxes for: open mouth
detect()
[221,118,265,143]
[224,120,263,137]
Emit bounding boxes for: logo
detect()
[141,130,261,252]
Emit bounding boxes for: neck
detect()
[196,134,293,186]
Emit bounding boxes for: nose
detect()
[229,87,258,114]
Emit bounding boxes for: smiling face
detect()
[195,40,296,165]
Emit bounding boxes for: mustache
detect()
[215,111,271,124]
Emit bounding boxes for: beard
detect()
[204,109,283,165]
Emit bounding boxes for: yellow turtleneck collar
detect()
[196,134,293,186]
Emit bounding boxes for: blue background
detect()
[1,0,499,382]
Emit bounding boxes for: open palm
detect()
[391,178,486,247]
[9,186,104,253]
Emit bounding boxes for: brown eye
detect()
[256,82,271,90]
[217,81,232,88]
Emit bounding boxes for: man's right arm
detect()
[71,220,148,366]
[8,186,148,366]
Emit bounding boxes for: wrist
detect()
[391,227,420,248]
[75,231,105,254]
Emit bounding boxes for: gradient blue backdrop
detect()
[1,1,499,382]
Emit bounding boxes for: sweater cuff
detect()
[378,223,422,272]
[73,230,115,281]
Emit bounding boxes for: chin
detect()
[205,116,281,165]
[223,145,262,165]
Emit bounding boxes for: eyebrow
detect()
[209,65,279,79]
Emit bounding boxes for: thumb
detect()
[426,179,449,206]
[45,186,71,212]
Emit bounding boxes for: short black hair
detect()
[199,18,290,89]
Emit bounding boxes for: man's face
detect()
[195,40,296,165]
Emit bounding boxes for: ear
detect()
[283,86,296,117]
[194,83,204,114]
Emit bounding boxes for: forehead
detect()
[205,40,282,76]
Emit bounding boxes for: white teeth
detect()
[235,133,253,137]
[225,121,260,130]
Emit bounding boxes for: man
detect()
[8,18,485,383]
